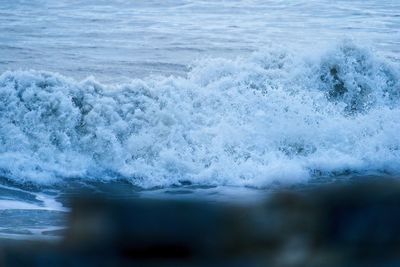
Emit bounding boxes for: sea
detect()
[0,0,399,239]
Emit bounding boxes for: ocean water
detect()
[0,0,400,239]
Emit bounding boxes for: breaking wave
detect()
[1,41,399,188]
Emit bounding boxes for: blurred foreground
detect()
[1,179,400,266]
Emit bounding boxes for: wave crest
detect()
[1,41,399,187]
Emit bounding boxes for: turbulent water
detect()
[1,42,400,188]
[0,0,400,238]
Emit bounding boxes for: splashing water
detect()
[0,41,399,188]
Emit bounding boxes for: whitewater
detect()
[1,41,399,188]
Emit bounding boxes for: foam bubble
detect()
[0,41,399,188]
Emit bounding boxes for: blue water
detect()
[0,0,399,239]
[1,0,399,82]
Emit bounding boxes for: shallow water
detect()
[0,0,400,239]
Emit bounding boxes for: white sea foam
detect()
[0,41,399,188]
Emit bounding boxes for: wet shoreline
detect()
[2,177,400,266]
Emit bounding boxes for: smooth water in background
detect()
[0,0,399,239]
[1,0,399,82]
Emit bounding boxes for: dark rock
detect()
[2,178,400,266]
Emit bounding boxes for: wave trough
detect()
[1,41,399,188]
